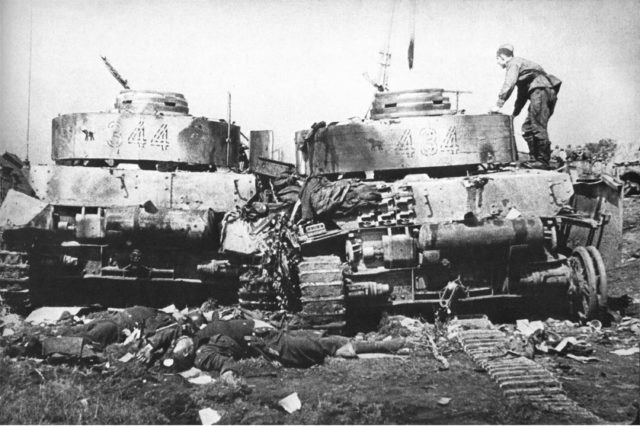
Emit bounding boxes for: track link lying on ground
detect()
[0,250,31,312]
[449,317,605,423]
[298,255,346,330]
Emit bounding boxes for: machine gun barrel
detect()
[101,56,130,89]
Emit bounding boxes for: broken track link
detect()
[298,255,346,330]
[449,317,605,423]
[0,250,32,313]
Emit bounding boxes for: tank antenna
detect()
[376,0,397,92]
[408,0,416,70]
[226,92,232,166]
[25,0,33,164]
[101,56,130,89]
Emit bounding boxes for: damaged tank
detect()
[0,88,255,308]
[287,88,623,330]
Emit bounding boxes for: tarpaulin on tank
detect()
[299,176,381,221]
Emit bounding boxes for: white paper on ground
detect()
[118,353,134,363]
[189,375,215,385]
[122,328,141,346]
[566,354,599,363]
[179,367,203,379]
[437,397,451,406]
[198,408,222,425]
[554,337,578,353]
[160,304,177,314]
[611,347,640,356]
[357,353,406,359]
[505,208,522,219]
[279,392,302,413]
[26,307,83,324]
[516,319,544,337]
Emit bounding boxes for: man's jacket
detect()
[496,56,562,116]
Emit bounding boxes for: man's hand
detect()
[135,344,154,364]
[489,106,501,114]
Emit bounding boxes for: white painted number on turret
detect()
[123,121,171,151]
[396,129,416,158]
[107,120,123,148]
[150,124,170,151]
[418,128,439,156]
[396,126,460,158]
[439,126,459,154]
[127,120,147,148]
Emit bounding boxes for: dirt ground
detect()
[1,198,639,425]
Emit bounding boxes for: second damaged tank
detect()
[284,88,622,330]
[0,86,255,307]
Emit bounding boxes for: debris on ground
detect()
[611,347,640,356]
[25,306,84,325]
[278,392,302,413]
[198,407,223,425]
[437,397,451,406]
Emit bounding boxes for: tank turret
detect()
[296,88,515,178]
[51,90,242,170]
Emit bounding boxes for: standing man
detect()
[491,44,562,168]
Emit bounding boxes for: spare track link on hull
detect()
[298,255,346,331]
[0,250,31,311]
[451,318,604,423]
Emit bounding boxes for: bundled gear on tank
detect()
[298,176,382,221]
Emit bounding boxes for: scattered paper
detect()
[199,408,222,425]
[611,347,640,356]
[179,367,203,379]
[437,397,451,406]
[189,375,215,385]
[279,392,302,413]
[26,307,83,324]
[2,328,15,337]
[535,342,549,353]
[505,208,522,220]
[357,353,406,359]
[118,353,134,363]
[123,328,141,346]
[253,319,274,329]
[566,354,599,363]
[516,319,544,337]
[160,304,178,314]
[79,398,89,408]
[554,337,578,353]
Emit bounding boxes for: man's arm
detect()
[496,61,520,107]
[512,87,528,117]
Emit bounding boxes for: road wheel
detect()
[568,246,598,321]
[585,245,608,312]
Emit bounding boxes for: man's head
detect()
[168,336,196,371]
[496,44,514,68]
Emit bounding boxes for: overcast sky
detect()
[1,0,639,164]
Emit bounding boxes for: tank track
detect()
[298,255,346,331]
[449,318,604,423]
[237,265,279,311]
[0,249,32,313]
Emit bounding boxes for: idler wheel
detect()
[568,246,598,321]
[585,245,608,311]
